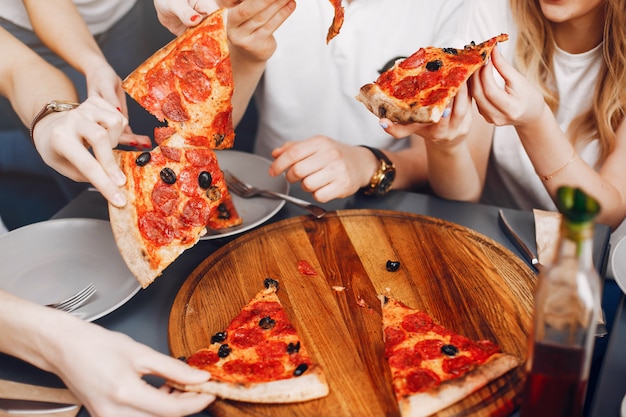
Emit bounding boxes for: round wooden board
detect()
[169,209,535,417]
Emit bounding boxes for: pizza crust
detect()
[399,353,521,417]
[171,365,329,403]
[356,83,447,124]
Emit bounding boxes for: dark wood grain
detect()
[168,209,535,417]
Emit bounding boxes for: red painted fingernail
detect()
[129,141,138,147]
[143,143,152,149]
[191,14,200,22]
[116,106,122,112]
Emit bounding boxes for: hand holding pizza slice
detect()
[357,34,509,124]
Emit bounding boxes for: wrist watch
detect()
[360,145,396,196]
[29,100,80,142]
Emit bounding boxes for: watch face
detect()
[379,170,396,193]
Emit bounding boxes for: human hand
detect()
[269,137,377,202]
[380,82,473,147]
[225,0,296,63]
[32,96,151,208]
[154,0,233,36]
[51,319,214,417]
[470,46,545,127]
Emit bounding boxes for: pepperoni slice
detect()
[154,126,176,145]
[160,146,182,162]
[178,167,201,197]
[414,339,445,360]
[173,50,202,78]
[180,70,212,103]
[186,148,215,167]
[442,355,475,377]
[186,136,211,147]
[231,326,265,349]
[216,57,232,85]
[151,182,179,217]
[399,49,427,70]
[181,197,211,226]
[405,368,440,394]
[401,311,435,333]
[384,327,406,354]
[388,347,422,370]
[138,211,175,246]
[255,339,288,361]
[193,39,222,68]
[252,360,285,381]
[161,92,189,122]
[187,349,219,368]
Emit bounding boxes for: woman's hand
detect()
[270,137,377,202]
[470,46,546,127]
[50,315,215,417]
[32,96,151,207]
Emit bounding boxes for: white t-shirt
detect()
[253,0,464,158]
[0,0,136,35]
[459,0,602,211]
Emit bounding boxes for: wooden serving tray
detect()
[169,209,535,417]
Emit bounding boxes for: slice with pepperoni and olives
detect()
[171,279,329,403]
[357,33,509,124]
[108,132,240,288]
[378,294,520,417]
[122,8,235,149]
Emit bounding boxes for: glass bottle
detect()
[520,186,602,417]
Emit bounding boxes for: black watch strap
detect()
[360,145,393,166]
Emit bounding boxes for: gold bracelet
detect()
[539,148,576,182]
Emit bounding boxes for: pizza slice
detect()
[172,278,330,403]
[326,0,345,43]
[123,8,235,149]
[379,294,520,417]
[108,133,232,288]
[356,33,509,124]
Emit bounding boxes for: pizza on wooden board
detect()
[171,278,329,403]
[356,34,509,124]
[379,294,520,417]
[123,8,235,149]
[109,133,237,288]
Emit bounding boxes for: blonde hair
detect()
[510,0,626,164]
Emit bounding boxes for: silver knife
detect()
[497,209,543,273]
[0,398,78,414]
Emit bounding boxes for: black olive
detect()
[442,47,458,55]
[441,344,459,356]
[293,363,308,377]
[206,185,221,201]
[177,356,187,362]
[264,278,279,290]
[287,341,301,354]
[386,260,401,272]
[217,203,231,219]
[198,171,212,189]
[218,344,231,358]
[135,152,151,166]
[211,331,227,344]
[259,316,276,330]
[425,60,443,72]
[160,167,176,184]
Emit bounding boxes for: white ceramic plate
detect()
[610,234,626,295]
[0,218,140,322]
[621,393,626,417]
[202,150,288,240]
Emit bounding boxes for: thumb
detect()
[149,354,212,386]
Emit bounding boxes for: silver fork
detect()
[223,170,327,219]
[46,283,97,312]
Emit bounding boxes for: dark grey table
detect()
[1,187,622,417]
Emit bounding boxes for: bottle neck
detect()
[555,220,595,270]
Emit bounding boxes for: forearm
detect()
[0,28,78,127]
[425,139,483,201]
[517,106,626,228]
[229,51,266,126]
[0,291,81,375]
[23,0,108,76]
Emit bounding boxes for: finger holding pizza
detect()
[154,0,225,36]
[470,46,547,128]
[32,96,152,208]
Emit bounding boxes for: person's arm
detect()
[472,47,626,229]
[0,290,214,417]
[22,0,128,114]
[0,27,150,207]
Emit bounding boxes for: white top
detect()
[253,0,464,158]
[0,0,136,35]
[459,0,602,211]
